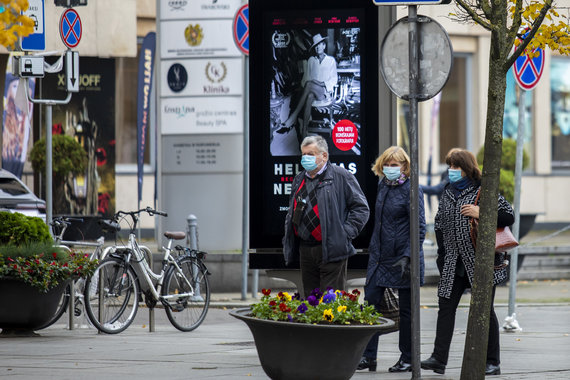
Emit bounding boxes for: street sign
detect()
[513,47,544,90]
[65,50,79,92]
[21,0,46,51]
[373,0,451,5]
[380,15,453,101]
[59,8,82,48]
[233,4,249,55]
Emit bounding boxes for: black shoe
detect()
[421,356,446,374]
[485,363,501,376]
[389,359,412,372]
[356,357,377,371]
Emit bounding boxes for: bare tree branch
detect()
[455,0,494,31]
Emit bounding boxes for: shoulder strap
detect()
[473,188,481,206]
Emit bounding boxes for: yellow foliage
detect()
[0,0,34,49]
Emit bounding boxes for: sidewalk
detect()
[1,281,569,379]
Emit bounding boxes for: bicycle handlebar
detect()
[113,207,168,220]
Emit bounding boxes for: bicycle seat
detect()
[164,231,186,240]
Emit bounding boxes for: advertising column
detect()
[159,0,245,250]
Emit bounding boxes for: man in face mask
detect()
[282,135,370,298]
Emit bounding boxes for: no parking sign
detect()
[233,4,249,55]
[513,35,544,90]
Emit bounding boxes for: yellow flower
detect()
[337,305,347,313]
[323,309,334,322]
[282,292,292,301]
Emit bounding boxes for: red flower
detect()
[262,288,271,296]
[352,289,361,296]
[7,257,13,262]
[52,252,57,259]
[279,303,291,312]
[269,300,277,307]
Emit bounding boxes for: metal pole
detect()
[505,89,525,331]
[242,55,250,300]
[46,105,53,225]
[407,6,422,379]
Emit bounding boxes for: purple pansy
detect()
[307,295,319,306]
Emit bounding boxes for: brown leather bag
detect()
[469,189,519,269]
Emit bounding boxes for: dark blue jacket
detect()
[365,178,426,288]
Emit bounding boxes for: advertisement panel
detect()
[160,19,242,58]
[161,58,243,97]
[161,97,243,135]
[41,57,116,217]
[160,0,243,20]
[249,0,379,249]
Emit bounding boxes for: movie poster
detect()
[249,0,379,249]
[41,57,116,217]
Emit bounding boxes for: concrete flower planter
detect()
[0,278,69,336]
[230,307,395,380]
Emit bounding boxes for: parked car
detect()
[0,169,46,221]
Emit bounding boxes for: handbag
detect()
[378,288,400,334]
[469,189,519,269]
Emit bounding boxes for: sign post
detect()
[233,3,252,300]
[376,1,452,377]
[505,42,544,332]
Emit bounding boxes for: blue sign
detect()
[233,4,249,55]
[21,0,45,51]
[59,8,82,48]
[513,47,544,90]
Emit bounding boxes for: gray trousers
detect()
[299,243,347,298]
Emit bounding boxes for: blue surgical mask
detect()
[383,166,401,181]
[301,155,318,171]
[448,169,463,183]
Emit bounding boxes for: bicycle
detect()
[83,207,211,334]
[37,216,120,330]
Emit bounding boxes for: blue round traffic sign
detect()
[233,4,249,55]
[513,33,544,91]
[60,8,82,48]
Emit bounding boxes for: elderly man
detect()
[283,135,369,298]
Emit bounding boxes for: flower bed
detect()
[0,243,98,292]
[250,287,382,325]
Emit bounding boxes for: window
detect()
[551,57,570,168]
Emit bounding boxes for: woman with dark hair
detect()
[421,149,514,376]
[357,146,425,373]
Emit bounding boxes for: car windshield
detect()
[0,178,30,196]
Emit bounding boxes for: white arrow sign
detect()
[65,51,79,92]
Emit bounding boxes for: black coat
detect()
[434,182,514,299]
[365,178,425,288]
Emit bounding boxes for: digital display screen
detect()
[249,0,379,249]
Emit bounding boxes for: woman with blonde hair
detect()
[357,146,426,372]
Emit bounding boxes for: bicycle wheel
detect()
[84,258,139,334]
[36,283,71,330]
[162,257,210,332]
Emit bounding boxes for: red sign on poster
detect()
[332,119,358,151]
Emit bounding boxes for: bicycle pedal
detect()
[170,304,185,312]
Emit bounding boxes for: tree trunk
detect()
[460,8,508,379]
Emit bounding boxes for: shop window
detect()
[551,57,570,168]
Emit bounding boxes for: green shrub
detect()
[477,138,528,204]
[0,211,52,245]
[477,137,529,172]
[29,134,87,178]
